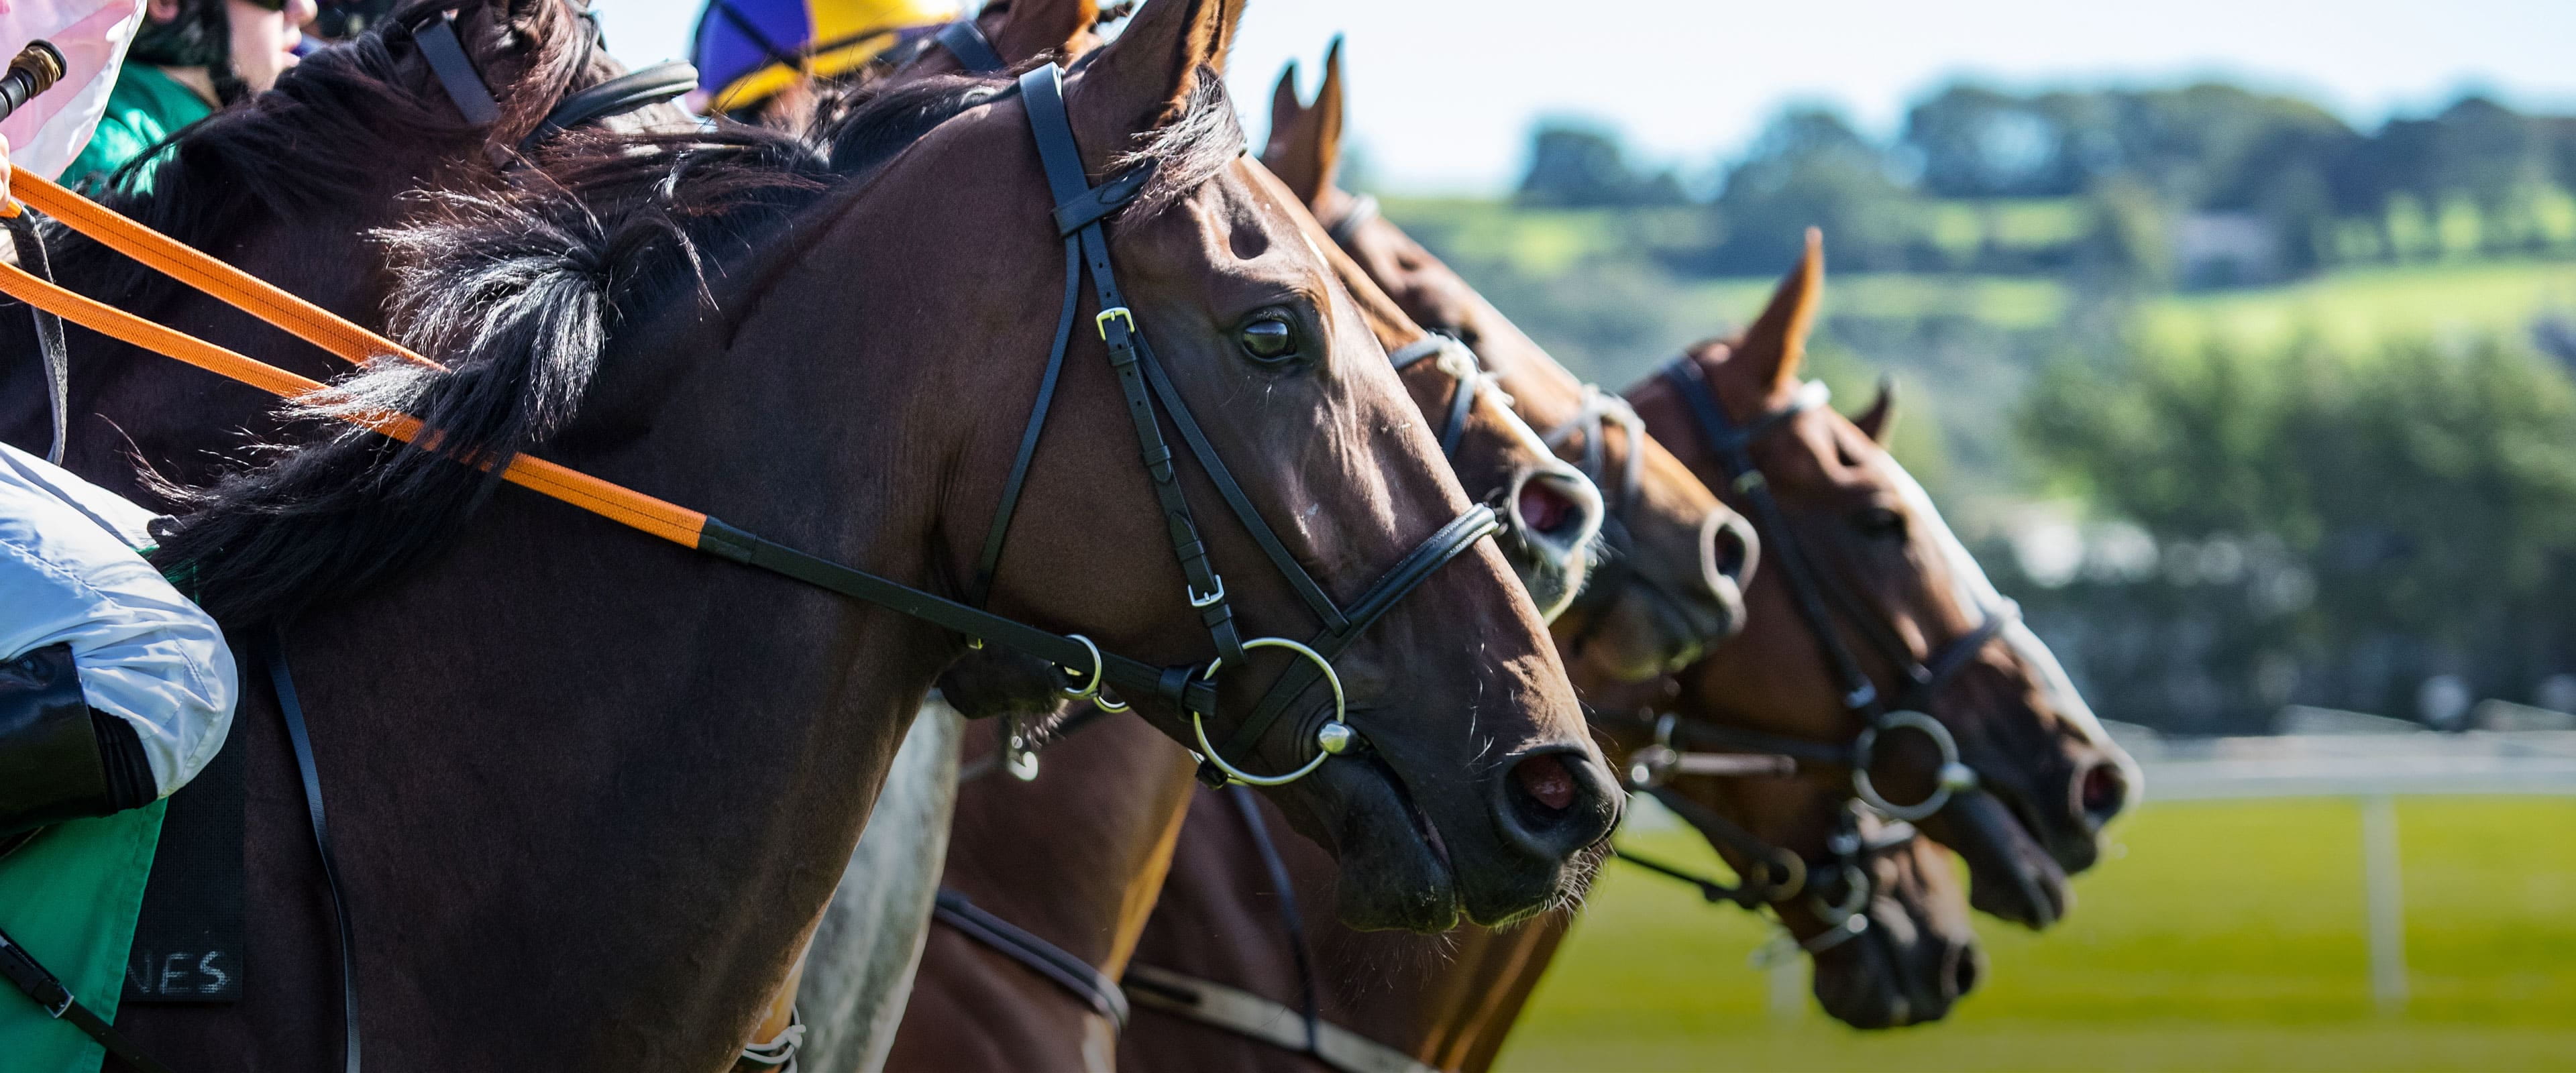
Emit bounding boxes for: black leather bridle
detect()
[991,63,1502,788]
[1603,356,2020,949]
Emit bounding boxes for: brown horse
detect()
[20,1,1617,1068]
[875,155,1612,1070]
[1114,53,2125,1070]
[1626,229,2137,929]
[875,42,1755,1072]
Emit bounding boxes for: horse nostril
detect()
[1700,510,1759,591]
[1948,941,1984,999]
[2078,760,2129,828]
[1493,748,1619,862]
[1504,481,1566,535]
[1513,752,1576,812]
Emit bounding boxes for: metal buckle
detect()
[1095,306,1136,339]
[1189,637,1350,787]
[1187,573,1226,608]
[1850,710,1973,822]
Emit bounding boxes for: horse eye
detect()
[1238,315,1298,363]
[1855,506,1907,540]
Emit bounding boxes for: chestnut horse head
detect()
[1260,41,1750,687]
[1620,232,2139,1023]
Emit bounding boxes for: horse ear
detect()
[983,0,1102,68]
[1738,227,1825,394]
[1264,62,1303,162]
[1260,40,1345,205]
[1063,0,1244,156]
[1853,375,1894,443]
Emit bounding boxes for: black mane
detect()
[152,63,1246,624]
[60,0,589,319]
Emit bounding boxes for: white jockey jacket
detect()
[1,443,235,797]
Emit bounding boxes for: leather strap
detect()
[1660,359,1877,713]
[1228,785,1321,1054]
[934,18,1005,74]
[264,628,360,1073]
[696,518,1216,714]
[931,887,1128,1027]
[1,211,69,463]
[410,11,500,126]
[519,60,697,152]
[1123,964,1441,1073]
[1019,65,1243,657]
[0,924,176,1073]
[1219,504,1499,763]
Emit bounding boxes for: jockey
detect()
[58,0,315,190]
[0,0,244,844]
[687,0,959,122]
[0,6,250,1066]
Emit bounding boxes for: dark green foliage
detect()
[1519,82,2576,285]
[1517,119,1688,208]
[2015,334,2576,730]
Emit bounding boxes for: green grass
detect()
[2140,261,2576,355]
[1495,797,2576,1072]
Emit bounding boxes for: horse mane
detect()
[58,0,594,315]
[152,63,1244,624]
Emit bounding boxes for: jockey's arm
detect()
[0,444,236,838]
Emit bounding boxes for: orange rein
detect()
[0,172,709,548]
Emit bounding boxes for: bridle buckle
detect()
[1095,306,1136,340]
[1187,573,1226,608]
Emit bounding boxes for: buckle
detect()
[1187,573,1226,608]
[1095,306,1136,339]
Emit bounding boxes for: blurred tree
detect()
[1515,119,1687,208]
[1703,107,1919,273]
[2019,333,2576,728]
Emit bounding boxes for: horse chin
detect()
[1935,789,2072,929]
[1564,588,1718,687]
[1285,753,1464,934]
[1809,899,1982,1029]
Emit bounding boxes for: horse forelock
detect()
[1112,66,1246,221]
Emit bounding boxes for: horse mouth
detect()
[1944,788,2071,929]
[1313,749,1462,932]
[1812,903,1982,1029]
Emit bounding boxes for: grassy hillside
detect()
[1496,797,2576,1072]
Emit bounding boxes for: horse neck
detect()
[246,278,981,1065]
[947,716,1199,969]
[890,716,1199,1064]
[1120,789,1564,1072]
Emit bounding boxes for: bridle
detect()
[1603,355,2021,954]
[983,62,1503,789]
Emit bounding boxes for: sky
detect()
[594,0,2576,194]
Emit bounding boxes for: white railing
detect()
[2118,725,2576,1012]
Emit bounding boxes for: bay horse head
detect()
[1622,232,2140,1016]
[1260,41,1751,687]
[922,0,1617,929]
